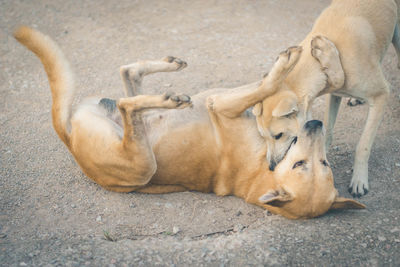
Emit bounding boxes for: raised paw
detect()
[348,174,369,198]
[162,56,187,71]
[272,46,303,78]
[257,46,302,95]
[311,35,344,89]
[163,92,192,109]
[347,98,365,107]
[311,36,338,62]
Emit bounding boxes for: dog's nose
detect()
[304,120,323,135]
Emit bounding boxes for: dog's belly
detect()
[149,121,219,192]
[143,106,263,194]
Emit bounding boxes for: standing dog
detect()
[14,26,364,219]
[255,0,399,197]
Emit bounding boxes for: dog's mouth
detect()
[269,136,298,171]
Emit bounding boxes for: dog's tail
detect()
[14,26,74,146]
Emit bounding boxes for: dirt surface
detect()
[1,0,400,266]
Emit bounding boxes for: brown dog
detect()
[255,0,400,197]
[14,26,364,219]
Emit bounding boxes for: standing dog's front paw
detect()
[311,35,345,89]
[348,172,369,198]
[162,56,187,71]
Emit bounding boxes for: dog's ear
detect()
[329,197,366,210]
[259,190,293,207]
[252,102,263,116]
[272,98,298,117]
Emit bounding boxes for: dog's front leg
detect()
[207,46,302,118]
[119,56,187,97]
[349,88,389,197]
[324,94,342,148]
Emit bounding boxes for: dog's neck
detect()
[240,166,277,206]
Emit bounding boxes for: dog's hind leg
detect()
[347,98,365,107]
[119,56,187,97]
[96,92,192,192]
[324,94,342,148]
[348,71,390,197]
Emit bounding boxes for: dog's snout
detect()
[304,120,323,135]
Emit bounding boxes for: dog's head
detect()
[258,120,365,219]
[252,89,305,171]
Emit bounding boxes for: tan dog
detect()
[256,0,400,197]
[14,26,364,219]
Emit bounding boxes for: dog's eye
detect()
[274,132,283,140]
[293,160,305,169]
[321,159,330,167]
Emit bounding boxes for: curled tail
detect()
[14,26,74,146]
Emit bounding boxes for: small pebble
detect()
[172,226,180,234]
[377,235,386,242]
[96,216,102,222]
[71,204,76,208]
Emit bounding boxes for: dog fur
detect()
[14,26,364,219]
[259,0,400,197]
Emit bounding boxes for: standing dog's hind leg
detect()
[347,98,365,106]
[119,57,187,97]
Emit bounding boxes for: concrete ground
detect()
[1,0,399,265]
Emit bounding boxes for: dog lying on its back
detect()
[14,26,364,219]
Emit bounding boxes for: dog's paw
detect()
[264,46,302,86]
[162,56,187,71]
[163,92,192,109]
[311,35,344,89]
[348,172,369,198]
[275,46,302,75]
[347,98,365,107]
[311,36,338,63]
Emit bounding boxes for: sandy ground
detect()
[1,0,400,265]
